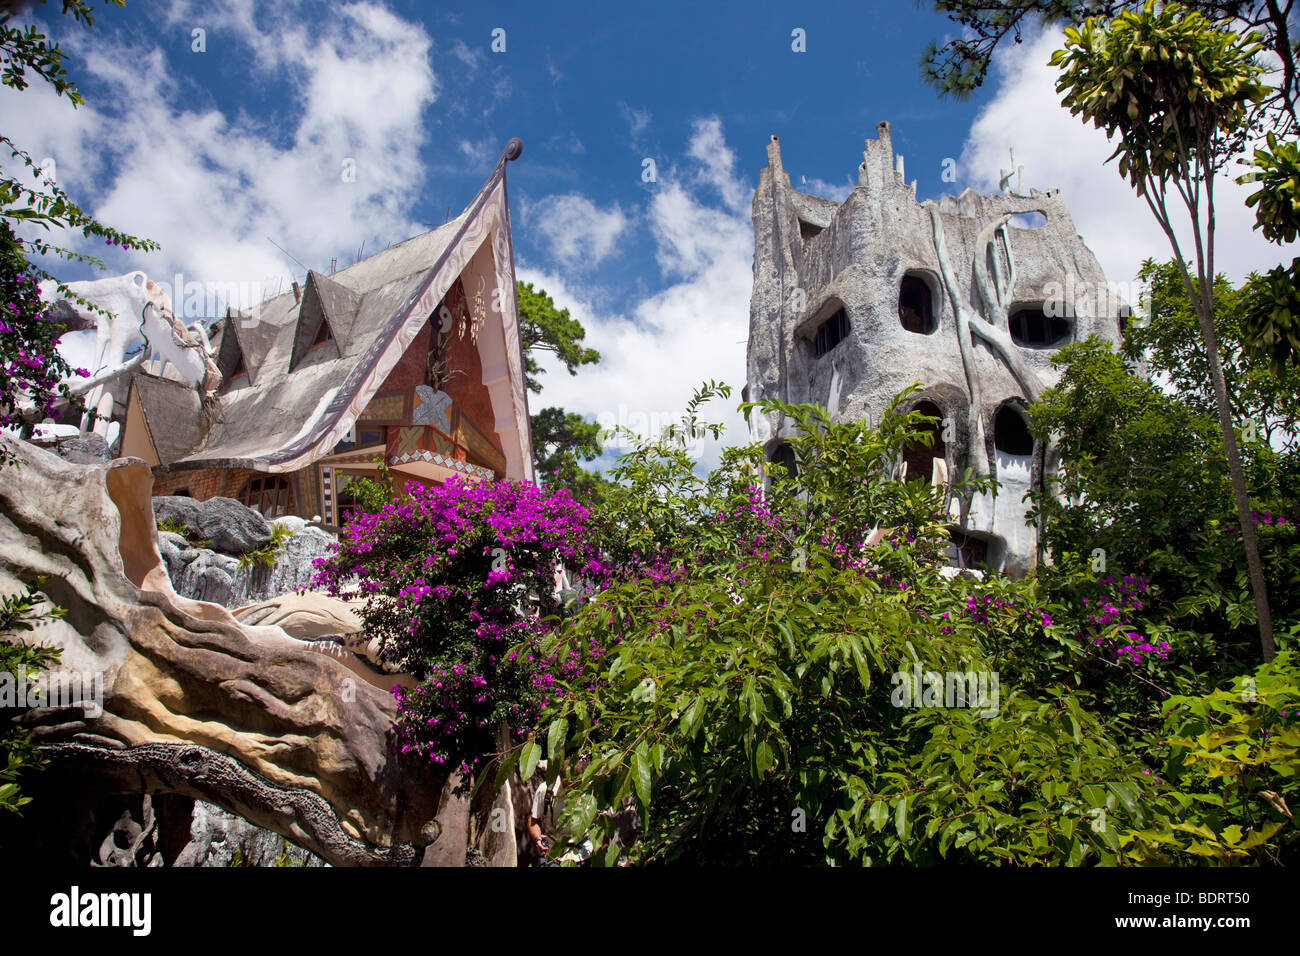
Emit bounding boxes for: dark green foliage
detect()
[516,280,600,394]
[0,578,64,814]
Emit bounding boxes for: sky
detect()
[4,0,1295,471]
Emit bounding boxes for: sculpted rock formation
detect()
[0,435,513,866]
[153,495,273,555]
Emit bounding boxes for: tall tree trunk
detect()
[1195,300,1276,662]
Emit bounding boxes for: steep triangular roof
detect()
[215,311,254,384]
[289,270,360,370]
[159,138,536,484]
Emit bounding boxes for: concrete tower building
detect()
[745,122,1128,575]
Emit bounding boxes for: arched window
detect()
[946,529,988,570]
[899,274,937,334]
[240,476,294,518]
[810,306,850,358]
[1009,305,1071,348]
[993,406,1034,457]
[902,400,945,484]
[770,441,797,479]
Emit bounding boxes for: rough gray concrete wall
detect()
[747,122,1125,575]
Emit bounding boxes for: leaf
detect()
[547,717,568,766]
[634,741,653,807]
[756,739,774,775]
[491,745,521,793]
[520,739,541,780]
[894,797,910,839]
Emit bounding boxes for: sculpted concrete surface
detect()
[0,436,510,865]
[747,123,1125,574]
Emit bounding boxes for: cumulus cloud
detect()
[527,194,631,270]
[5,1,438,319]
[687,116,749,214]
[798,175,853,202]
[960,28,1298,289]
[522,120,755,472]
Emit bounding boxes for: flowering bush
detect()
[312,476,604,777]
[533,386,1164,866]
[0,223,89,444]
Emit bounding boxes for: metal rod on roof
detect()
[267,237,310,274]
[356,239,365,263]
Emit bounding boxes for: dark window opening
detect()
[799,219,824,242]
[1009,306,1070,348]
[811,307,850,358]
[902,400,945,484]
[335,478,362,526]
[770,442,797,480]
[358,427,384,447]
[994,406,1034,457]
[946,530,989,570]
[899,275,936,334]
[240,476,294,519]
[312,319,333,347]
[172,488,192,498]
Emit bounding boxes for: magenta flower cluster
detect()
[0,232,85,432]
[1080,575,1169,665]
[311,476,605,778]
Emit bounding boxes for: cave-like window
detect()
[1009,305,1071,348]
[240,476,294,518]
[770,442,798,479]
[799,219,824,242]
[899,275,937,334]
[946,530,989,570]
[902,400,945,484]
[994,406,1034,457]
[811,307,849,358]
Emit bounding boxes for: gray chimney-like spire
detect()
[766,134,783,171]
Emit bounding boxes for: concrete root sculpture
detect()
[927,204,1046,478]
[0,436,453,866]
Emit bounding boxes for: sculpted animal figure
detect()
[39,272,221,436]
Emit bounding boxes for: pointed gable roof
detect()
[157,137,535,483]
[290,270,361,370]
[215,312,254,384]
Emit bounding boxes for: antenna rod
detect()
[267,237,310,274]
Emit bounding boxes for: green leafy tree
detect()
[0,578,64,814]
[0,0,157,442]
[1051,1,1277,660]
[1125,258,1300,452]
[925,0,1300,133]
[1027,336,1292,702]
[516,280,609,498]
[1126,649,1300,864]
[511,386,1164,866]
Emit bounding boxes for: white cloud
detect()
[798,175,853,202]
[522,120,754,473]
[528,194,631,270]
[6,1,438,320]
[960,28,1298,289]
[686,116,749,214]
[619,102,652,148]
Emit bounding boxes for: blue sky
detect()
[6,0,1293,467]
